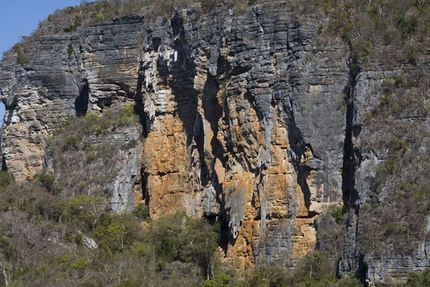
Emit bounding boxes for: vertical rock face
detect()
[137,5,349,270]
[0,14,144,182]
[1,3,429,285]
[339,60,430,283]
[0,15,145,212]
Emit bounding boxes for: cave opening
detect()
[75,78,89,116]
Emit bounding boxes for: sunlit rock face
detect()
[1,3,430,285]
[135,5,349,271]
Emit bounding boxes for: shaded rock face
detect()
[1,3,429,285]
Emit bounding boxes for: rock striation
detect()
[1,2,429,285]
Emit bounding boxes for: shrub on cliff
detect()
[46,103,140,197]
[132,203,150,220]
[12,43,28,65]
[0,171,13,189]
[34,172,55,193]
[403,268,430,286]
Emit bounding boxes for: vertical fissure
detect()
[134,65,150,138]
[341,56,358,213]
[340,42,367,283]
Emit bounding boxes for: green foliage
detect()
[69,256,87,271]
[404,268,430,287]
[0,181,63,219]
[150,211,187,263]
[0,171,13,189]
[384,222,402,235]
[132,203,150,220]
[93,12,105,22]
[388,139,408,153]
[398,14,418,38]
[330,205,346,224]
[94,213,142,255]
[0,175,366,286]
[67,44,73,56]
[150,212,219,275]
[96,220,126,254]
[336,277,363,287]
[117,104,140,126]
[294,251,334,280]
[84,112,99,121]
[120,280,142,287]
[378,159,400,175]
[0,175,219,286]
[34,192,65,221]
[0,237,15,260]
[351,40,372,62]
[76,104,139,135]
[60,255,72,270]
[34,172,54,193]
[412,186,430,200]
[325,2,353,39]
[407,47,417,65]
[248,265,292,287]
[201,272,236,287]
[65,194,107,231]
[12,43,28,65]
[180,215,220,273]
[202,253,364,287]
[64,136,81,151]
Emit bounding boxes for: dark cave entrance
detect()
[75,78,89,116]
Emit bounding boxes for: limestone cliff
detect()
[1,2,429,285]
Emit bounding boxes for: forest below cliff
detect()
[0,108,427,286]
[1,0,430,286]
[0,110,414,287]
[0,107,362,286]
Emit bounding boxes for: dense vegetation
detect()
[0,165,364,286]
[1,163,428,286]
[0,169,220,286]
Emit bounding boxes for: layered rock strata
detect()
[1,3,429,285]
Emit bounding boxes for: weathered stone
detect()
[1,2,430,285]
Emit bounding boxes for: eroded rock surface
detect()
[1,3,430,285]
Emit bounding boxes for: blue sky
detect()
[0,0,94,123]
